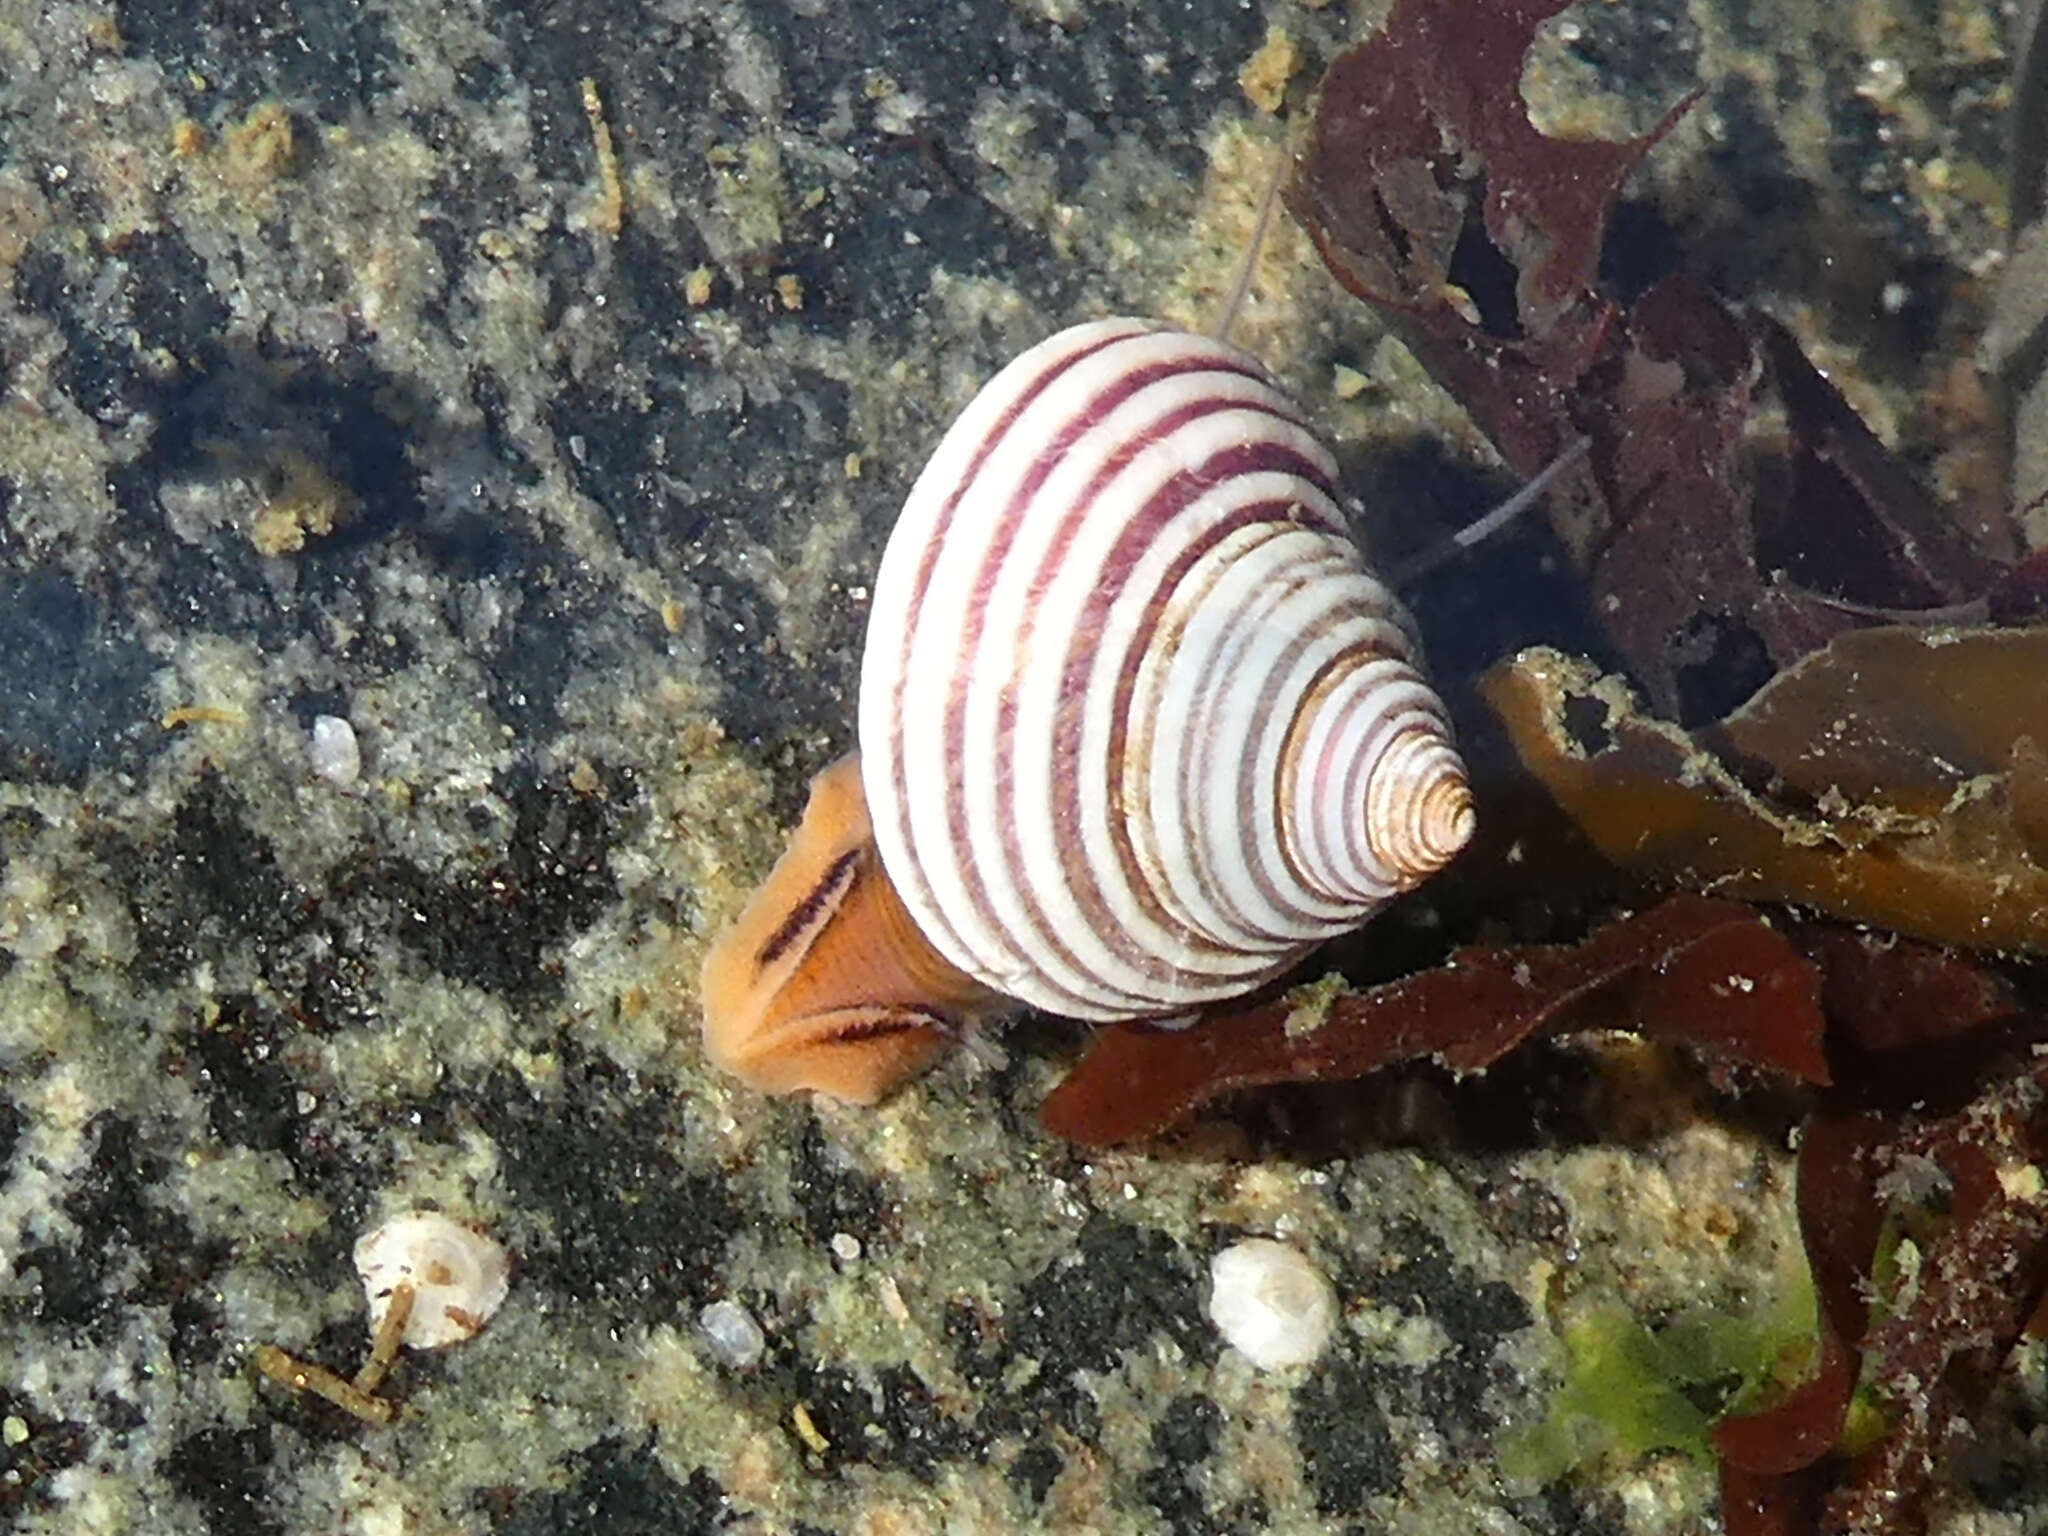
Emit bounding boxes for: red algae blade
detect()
[1040,895,1825,1147]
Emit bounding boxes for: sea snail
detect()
[701,317,1475,1102]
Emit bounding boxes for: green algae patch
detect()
[1503,1266,1818,1480]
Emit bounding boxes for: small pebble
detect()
[829,1232,862,1263]
[1206,1238,1337,1371]
[309,714,361,786]
[698,1298,766,1368]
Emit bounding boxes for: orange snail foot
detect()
[699,752,995,1104]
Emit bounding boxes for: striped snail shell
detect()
[862,316,1473,1019]
[701,317,1474,1101]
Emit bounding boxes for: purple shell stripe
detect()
[949,379,1303,1002]
[1069,508,1345,971]
[860,319,1470,1021]
[1301,671,1447,893]
[1015,514,1319,1008]
[1169,537,1336,939]
[867,319,1156,962]
[998,428,1349,1006]
[877,322,1272,973]
[1004,434,1347,994]
[943,355,1306,1006]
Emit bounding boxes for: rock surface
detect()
[0,1,2035,1533]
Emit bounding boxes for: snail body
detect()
[702,318,1474,1102]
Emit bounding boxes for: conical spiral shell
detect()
[859,318,1473,1022]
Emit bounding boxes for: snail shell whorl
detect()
[860,318,1471,1022]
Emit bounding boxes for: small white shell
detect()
[353,1211,510,1349]
[860,318,1473,1021]
[1207,1237,1337,1371]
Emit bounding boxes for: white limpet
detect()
[1206,1237,1337,1371]
[354,1211,510,1349]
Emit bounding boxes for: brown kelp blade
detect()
[1481,637,2048,956]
